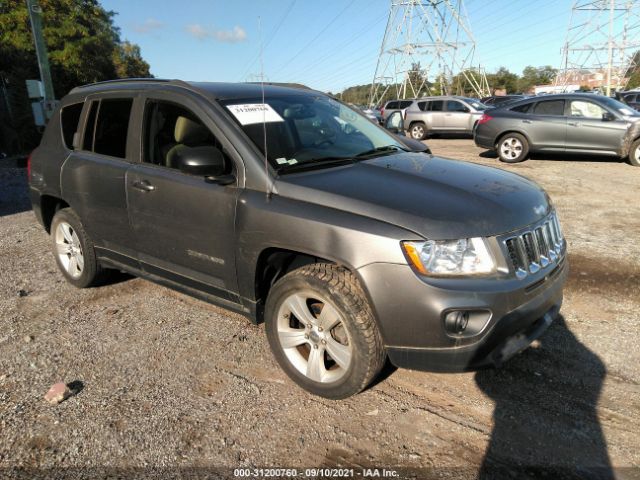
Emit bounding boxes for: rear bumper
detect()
[473,130,495,150]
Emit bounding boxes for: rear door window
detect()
[93,99,133,158]
[429,100,444,112]
[446,100,468,112]
[60,102,83,149]
[418,101,429,111]
[82,101,99,150]
[398,101,413,109]
[82,98,133,158]
[533,100,565,116]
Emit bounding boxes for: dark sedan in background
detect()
[481,94,528,107]
[616,90,640,111]
[474,93,640,166]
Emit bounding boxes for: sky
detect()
[101,0,574,93]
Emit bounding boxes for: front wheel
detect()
[628,138,640,166]
[265,264,385,399]
[497,133,529,163]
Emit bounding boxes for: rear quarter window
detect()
[399,101,413,109]
[386,101,398,109]
[60,102,83,149]
[511,103,532,113]
[533,100,565,116]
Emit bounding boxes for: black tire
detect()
[628,138,640,167]
[409,122,428,140]
[265,264,385,399]
[50,208,104,288]
[497,132,529,163]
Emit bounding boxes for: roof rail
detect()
[70,78,190,93]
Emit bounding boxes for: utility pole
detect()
[369,0,489,107]
[556,0,640,95]
[606,0,615,96]
[25,0,56,118]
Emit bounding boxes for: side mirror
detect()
[178,146,232,184]
[395,135,431,153]
[602,112,615,121]
[385,111,405,135]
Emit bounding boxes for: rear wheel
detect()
[51,208,103,288]
[265,264,385,399]
[409,122,428,140]
[497,133,529,163]
[628,138,640,166]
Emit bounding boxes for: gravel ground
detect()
[0,141,639,479]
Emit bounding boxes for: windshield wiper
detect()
[353,145,407,159]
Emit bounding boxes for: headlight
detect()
[402,238,496,276]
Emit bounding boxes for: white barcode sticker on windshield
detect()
[227,103,284,125]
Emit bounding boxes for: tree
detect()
[0,0,151,152]
[625,51,640,89]
[518,65,557,93]
[486,67,518,94]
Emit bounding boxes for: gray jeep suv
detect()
[29,79,567,399]
[405,96,488,140]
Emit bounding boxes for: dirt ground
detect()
[1,140,639,479]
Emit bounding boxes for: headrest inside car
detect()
[174,116,210,145]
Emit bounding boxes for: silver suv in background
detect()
[405,96,488,140]
[381,99,415,122]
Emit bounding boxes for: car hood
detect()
[275,153,552,240]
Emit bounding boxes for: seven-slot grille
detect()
[504,214,564,279]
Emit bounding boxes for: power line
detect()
[271,0,357,74]
[239,0,297,80]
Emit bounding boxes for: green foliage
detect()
[0,0,151,152]
[517,65,557,93]
[486,67,519,94]
[626,51,640,89]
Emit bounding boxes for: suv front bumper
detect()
[357,257,567,372]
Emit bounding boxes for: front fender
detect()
[234,189,418,301]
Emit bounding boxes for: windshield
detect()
[220,94,405,172]
[598,96,640,117]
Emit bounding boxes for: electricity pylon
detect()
[369,0,490,107]
[556,0,640,95]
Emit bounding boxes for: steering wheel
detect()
[313,138,334,148]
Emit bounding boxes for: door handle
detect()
[568,121,581,127]
[132,180,155,192]
[522,119,532,124]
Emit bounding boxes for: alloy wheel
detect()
[54,221,84,279]
[276,291,352,383]
[500,137,523,160]
[411,125,425,140]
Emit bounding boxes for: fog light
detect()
[442,309,492,338]
[445,310,469,334]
